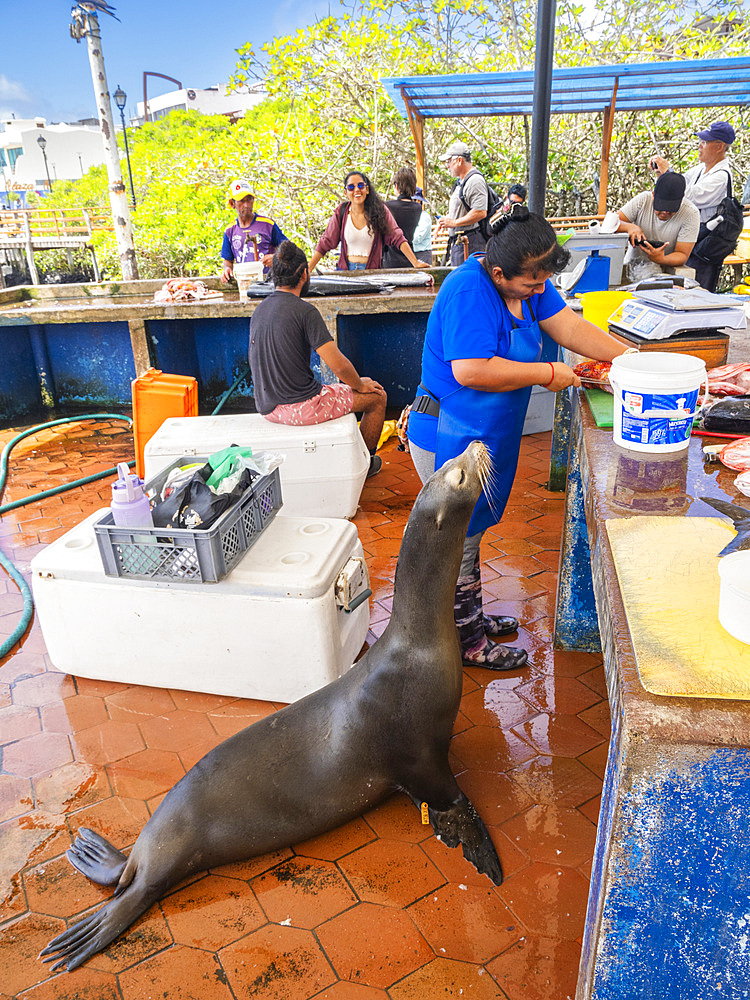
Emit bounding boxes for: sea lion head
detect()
[411,441,491,535]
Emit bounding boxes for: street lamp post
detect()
[113,85,136,209]
[37,134,52,194]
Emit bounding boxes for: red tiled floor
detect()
[0,425,609,997]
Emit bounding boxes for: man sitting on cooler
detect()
[249,241,387,478]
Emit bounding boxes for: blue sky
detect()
[0,0,343,124]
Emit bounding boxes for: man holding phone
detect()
[616,172,699,283]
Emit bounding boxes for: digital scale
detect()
[608,288,746,342]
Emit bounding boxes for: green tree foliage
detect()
[35,0,750,278]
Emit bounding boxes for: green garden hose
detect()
[0,414,133,659]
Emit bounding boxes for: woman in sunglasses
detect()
[308,170,431,272]
[407,206,625,670]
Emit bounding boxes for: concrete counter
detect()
[556,390,750,999]
[0,275,438,421]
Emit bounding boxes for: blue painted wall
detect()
[0,326,41,420]
[593,748,750,999]
[337,312,428,409]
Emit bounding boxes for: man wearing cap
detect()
[651,121,736,290]
[616,172,699,283]
[436,141,488,266]
[220,179,289,283]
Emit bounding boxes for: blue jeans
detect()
[348,262,367,271]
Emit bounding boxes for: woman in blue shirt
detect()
[409,207,625,670]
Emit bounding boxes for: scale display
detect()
[608,296,745,342]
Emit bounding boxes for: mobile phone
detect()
[635,238,665,248]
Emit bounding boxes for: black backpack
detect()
[456,170,502,240]
[693,170,744,262]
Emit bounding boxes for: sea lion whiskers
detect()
[476,448,501,521]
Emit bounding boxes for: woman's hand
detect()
[540,362,581,392]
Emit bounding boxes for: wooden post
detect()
[598,79,619,215]
[22,212,39,285]
[401,87,426,195]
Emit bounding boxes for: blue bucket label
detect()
[619,388,698,446]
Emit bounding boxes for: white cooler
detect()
[144,413,370,519]
[31,512,371,703]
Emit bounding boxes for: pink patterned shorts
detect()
[264,382,354,426]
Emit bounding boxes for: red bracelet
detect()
[541,362,555,387]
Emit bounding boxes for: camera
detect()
[649,158,659,170]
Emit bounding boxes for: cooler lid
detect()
[31,511,360,600]
[145,413,361,456]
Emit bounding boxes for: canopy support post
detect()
[598,79,619,215]
[528,0,557,215]
[401,87,426,194]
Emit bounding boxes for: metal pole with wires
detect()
[70,3,139,280]
[528,0,557,216]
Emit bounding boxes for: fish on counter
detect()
[153,279,223,303]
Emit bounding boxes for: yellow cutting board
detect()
[606,517,750,699]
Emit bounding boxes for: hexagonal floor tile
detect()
[117,944,234,1000]
[337,839,444,908]
[0,912,66,996]
[487,934,582,1000]
[496,862,590,939]
[388,956,508,999]
[508,754,603,809]
[160,873,265,949]
[512,714,604,759]
[219,923,335,1000]
[251,856,356,928]
[23,853,111,919]
[316,902,432,989]
[500,804,597,868]
[409,882,520,963]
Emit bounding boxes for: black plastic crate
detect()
[94,456,282,583]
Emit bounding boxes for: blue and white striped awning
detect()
[382,57,750,119]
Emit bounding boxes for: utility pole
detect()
[528,0,556,216]
[70,4,139,280]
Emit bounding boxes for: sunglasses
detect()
[346,182,367,191]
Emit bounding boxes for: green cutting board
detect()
[585,387,614,427]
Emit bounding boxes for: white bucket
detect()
[717,551,750,645]
[609,352,707,454]
[234,260,264,298]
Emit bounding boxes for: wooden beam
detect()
[598,78,619,215]
[401,87,426,194]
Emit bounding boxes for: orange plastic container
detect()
[131,368,198,478]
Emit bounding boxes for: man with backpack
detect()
[437,141,500,266]
[651,122,741,292]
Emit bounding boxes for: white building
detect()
[133,85,265,125]
[0,117,105,206]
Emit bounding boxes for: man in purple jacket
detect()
[220,179,289,282]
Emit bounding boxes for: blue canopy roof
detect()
[382,57,750,119]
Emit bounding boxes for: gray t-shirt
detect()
[448,168,488,231]
[249,291,333,414]
[620,191,700,281]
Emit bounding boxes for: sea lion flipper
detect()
[66,827,127,886]
[427,792,504,886]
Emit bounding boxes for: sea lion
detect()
[41,441,505,973]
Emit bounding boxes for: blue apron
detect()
[433,298,544,536]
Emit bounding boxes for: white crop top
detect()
[344,213,375,258]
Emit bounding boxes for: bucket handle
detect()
[609,369,709,423]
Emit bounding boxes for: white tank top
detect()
[344,213,375,259]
